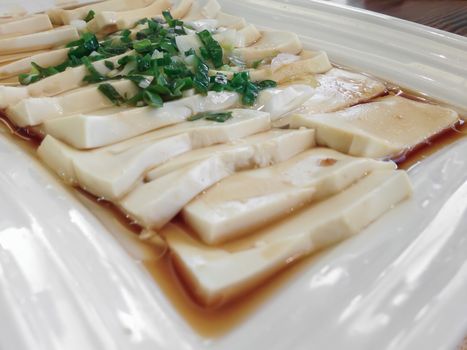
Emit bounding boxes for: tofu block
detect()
[250,51,332,82]
[232,31,302,66]
[121,128,315,229]
[0,26,79,54]
[0,51,132,108]
[183,148,396,244]
[59,0,155,24]
[0,47,68,79]
[166,169,412,306]
[38,109,270,199]
[254,84,314,120]
[290,95,459,159]
[7,80,139,127]
[87,0,171,33]
[182,0,222,21]
[0,14,52,38]
[43,91,240,149]
[273,68,386,127]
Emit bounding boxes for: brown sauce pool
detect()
[1,83,466,338]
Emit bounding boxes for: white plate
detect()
[1,1,467,349]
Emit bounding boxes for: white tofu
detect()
[0,48,68,79]
[273,68,386,127]
[0,51,132,108]
[0,85,29,109]
[214,12,246,29]
[43,91,240,149]
[290,95,459,159]
[87,0,171,33]
[59,0,155,24]
[250,51,332,82]
[235,24,261,47]
[0,26,79,54]
[182,0,222,21]
[166,169,412,306]
[38,109,270,199]
[121,128,315,229]
[231,31,302,67]
[255,84,314,120]
[0,50,48,65]
[7,80,139,127]
[0,14,52,38]
[183,148,396,244]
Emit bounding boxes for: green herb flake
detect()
[84,10,95,22]
[197,30,223,68]
[188,111,233,122]
[98,83,125,105]
[82,56,106,83]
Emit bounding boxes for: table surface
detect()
[327,0,467,36]
[327,2,467,348]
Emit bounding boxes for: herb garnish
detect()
[97,83,125,105]
[17,11,277,110]
[187,111,233,122]
[84,10,95,22]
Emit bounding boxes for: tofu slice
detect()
[0,14,52,38]
[0,51,131,108]
[273,68,387,127]
[43,91,240,149]
[0,50,48,65]
[254,84,315,120]
[250,51,332,82]
[38,109,270,199]
[166,169,412,306]
[87,0,171,33]
[59,0,155,24]
[182,0,222,21]
[0,26,79,54]
[0,47,68,79]
[121,128,315,229]
[214,12,246,29]
[7,80,139,127]
[231,31,302,67]
[183,148,396,245]
[290,95,459,159]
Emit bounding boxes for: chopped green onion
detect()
[143,90,163,107]
[188,111,233,122]
[256,79,277,90]
[68,33,99,59]
[98,83,125,105]
[197,30,223,68]
[82,57,106,83]
[104,60,115,70]
[84,10,95,22]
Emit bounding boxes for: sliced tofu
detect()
[231,31,302,67]
[250,51,332,82]
[274,68,386,127]
[43,91,240,149]
[0,51,131,108]
[290,95,459,159]
[0,50,48,65]
[255,84,314,120]
[121,128,315,229]
[7,80,139,127]
[0,26,79,54]
[235,24,261,47]
[166,169,412,306]
[0,14,52,38]
[87,0,171,33]
[38,109,270,199]
[183,148,396,245]
[0,48,68,79]
[214,12,246,29]
[182,0,221,21]
[59,0,155,24]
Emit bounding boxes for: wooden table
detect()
[327,2,467,347]
[331,0,467,36]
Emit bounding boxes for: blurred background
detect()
[326,0,467,36]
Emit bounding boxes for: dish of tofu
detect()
[0,0,466,348]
